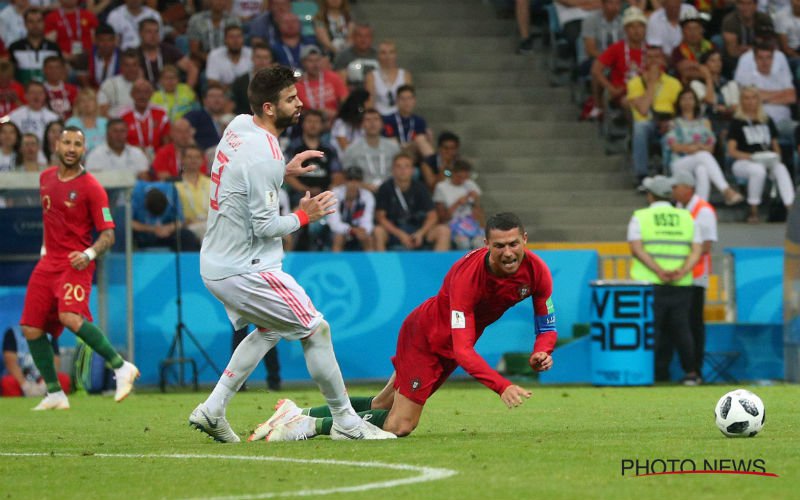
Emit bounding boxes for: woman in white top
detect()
[0,122,22,172]
[331,88,368,157]
[65,88,109,155]
[313,0,355,56]
[364,40,412,115]
[19,134,47,172]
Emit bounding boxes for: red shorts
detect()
[20,261,95,338]
[391,308,457,406]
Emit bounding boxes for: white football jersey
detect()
[200,114,300,280]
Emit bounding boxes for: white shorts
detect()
[203,270,323,340]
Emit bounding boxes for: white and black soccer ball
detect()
[714,389,765,438]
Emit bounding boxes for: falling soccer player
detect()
[252,212,557,441]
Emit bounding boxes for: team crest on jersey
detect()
[411,378,420,391]
[518,285,530,299]
[65,191,78,207]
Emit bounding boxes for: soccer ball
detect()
[714,389,765,438]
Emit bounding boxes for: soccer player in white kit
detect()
[189,66,395,442]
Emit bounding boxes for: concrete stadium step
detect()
[356,0,495,19]
[367,20,515,38]
[480,172,630,191]
[486,189,643,207]
[398,52,541,71]
[479,155,624,173]
[419,105,577,123]
[461,139,605,157]
[416,87,570,106]
[391,36,521,54]
[526,224,630,242]
[434,122,599,141]
[414,70,549,88]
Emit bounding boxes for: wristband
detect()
[83,248,97,261]
[294,209,309,227]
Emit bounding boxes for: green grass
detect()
[1,382,798,499]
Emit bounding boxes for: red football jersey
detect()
[44,8,98,56]
[0,80,25,116]
[415,248,558,394]
[39,167,115,268]
[121,105,170,151]
[44,81,78,119]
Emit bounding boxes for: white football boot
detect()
[32,391,70,411]
[265,415,317,442]
[331,417,397,440]
[248,399,302,442]
[113,361,140,402]
[189,403,241,443]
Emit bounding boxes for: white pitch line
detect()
[0,452,458,500]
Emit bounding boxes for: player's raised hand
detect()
[285,150,324,177]
[529,351,553,372]
[68,251,90,271]
[501,384,532,409]
[299,191,337,222]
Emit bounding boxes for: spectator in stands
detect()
[776,0,800,73]
[9,8,62,85]
[646,0,697,58]
[421,131,461,192]
[42,56,78,120]
[232,0,263,24]
[433,159,485,250]
[132,182,201,250]
[296,45,349,126]
[42,120,64,165]
[580,0,624,120]
[285,109,343,203]
[0,61,25,118]
[553,0,601,65]
[382,84,434,159]
[627,44,682,187]
[187,0,241,66]
[328,166,375,252]
[0,122,22,172]
[18,133,46,172]
[272,12,318,69]
[120,79,171,161]
[98,49,142,118]
[591,7,647,109]
[2,326,69,398]
[74,24,121,89]
[333,23,378,87]
[43,0,97,66]
[8,82,59,143]
[137,18,198,89]
[206,25,253,89]
[721,0,774,77]
[152,117,207,181]
[232,43,276,115]
[330,88,368,157]
[107,0,163,50]
[364,40,413,116]
[314,0,355,57]
[184,84,229,152]
[374,152,451,252]
[690,50,740,139]
[151,65,197,122]
[65,88,108,154]
[249,0,291,48]
[671,11,714,84]
[727,86,795,223]
[175,144,210,242]
[515,0,535,54]
[342,108,400,192]
[734,40,797,143]
[0,0,29,51]
[85,118,150,179]
[666,88,745,204]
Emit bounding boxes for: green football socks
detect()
[313,409,390,435]
[75,321,124,369]
[26,336,61,393]
[305,396,375,417]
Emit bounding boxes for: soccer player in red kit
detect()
[252,212,557,441]
[20,125,140,410]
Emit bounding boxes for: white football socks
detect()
[205,329,279,416]
[302,321,360,429]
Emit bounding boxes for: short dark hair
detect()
[248,66,298,117]
[121,48,140,62]
[139,18,159,32]
[303,109,325,121]
[754,40,775,54]
[485,212,525,239]
[96,24,116,37]
[363,107,382,118]
[204,82,226,98]
[63,125,85,137]
[43,55,64,67]
[392,151,415,166]
[25,81,46,93]
[396,84,415,97]
[144,188,168,217]
[451,159,472,173]
[107,118,127,130]
[24,8,43,22]
[438,130,460,147]
[182,144,203,157]
[224,24,243,36]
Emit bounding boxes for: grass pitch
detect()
[1,381,798,500]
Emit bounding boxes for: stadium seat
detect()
[292,1,319,38]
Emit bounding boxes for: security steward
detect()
[627,175,703,384]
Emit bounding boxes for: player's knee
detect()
[58,312,82,332]
[21,325,44,341]
[302,319,331,346]
[388,418,417,437]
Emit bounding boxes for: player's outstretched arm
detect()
[69,229,115,270]
[285,150,324,177]
[501,385,532,409]
[298,191,337,223]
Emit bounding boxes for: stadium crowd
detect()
[0,0,486,251]
[515,0,798,223]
